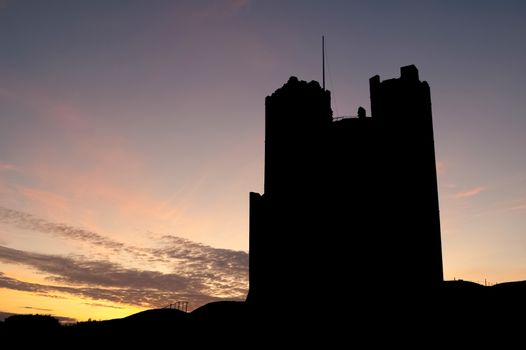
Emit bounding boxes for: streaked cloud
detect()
[0,206,127,251]
[83,302,123,310]
[0,163,17,172]
[454,187,485,198]
[152,235,249,296]
[0,242,247,308]
[16,187,69,215]
[0,246,194,292]
[0,272,40,293]
[0,270,220,310]
[0,207,248,294]
[22,306,52,312]
[0,207,248,309]
[506,203,526,211]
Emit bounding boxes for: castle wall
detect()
[248,66,443,309]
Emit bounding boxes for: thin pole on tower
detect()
[322,35,326,90]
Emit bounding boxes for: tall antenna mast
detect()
[322,35,326,90]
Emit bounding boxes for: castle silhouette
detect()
[3,66,524,343]
[247,65,443,311]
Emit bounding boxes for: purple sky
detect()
[0,0,526,320]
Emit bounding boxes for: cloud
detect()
[0,206,127,252]
[0,207,248,308]
[22,306,53,312]
[0,81,87,131]
[16,186,69,215]
[506,204,526,211]
[152,235,249,295]
[0,272,40,293]
[0,163,17,172]
[0,207,248,295]
[0,242,247,309]
[0,271,219,310]
[83,302,123,310]
[0,246,194,292]
[454,187,485,198]
[0,246,207,303]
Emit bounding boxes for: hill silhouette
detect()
[1,281,525,344]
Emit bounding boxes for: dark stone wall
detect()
[248,66,443,311]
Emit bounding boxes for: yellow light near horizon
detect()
[0,288,146,322]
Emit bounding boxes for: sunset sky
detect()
[1,0,526,322]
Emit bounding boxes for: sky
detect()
[0,0,526,321]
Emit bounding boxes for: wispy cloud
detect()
[0,206,128,252]
[0,81,88,131]
[502,197,526,212]
[0,207,248,295]
[16,186,69,216]
[152,235,249,296]
[0,271,219,310]
[0,242,247,308]
[0,272,41,293]
[0,246,194,292]
[0,163,17,172]
[22,306,52,312]
[83,302,123,310]
[454,186,485,198]
[0,207,248,309]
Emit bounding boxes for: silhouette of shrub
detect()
[4,314,60,333]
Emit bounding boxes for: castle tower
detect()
[248,65,443,310]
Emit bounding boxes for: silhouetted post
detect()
[322,35,325,90]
